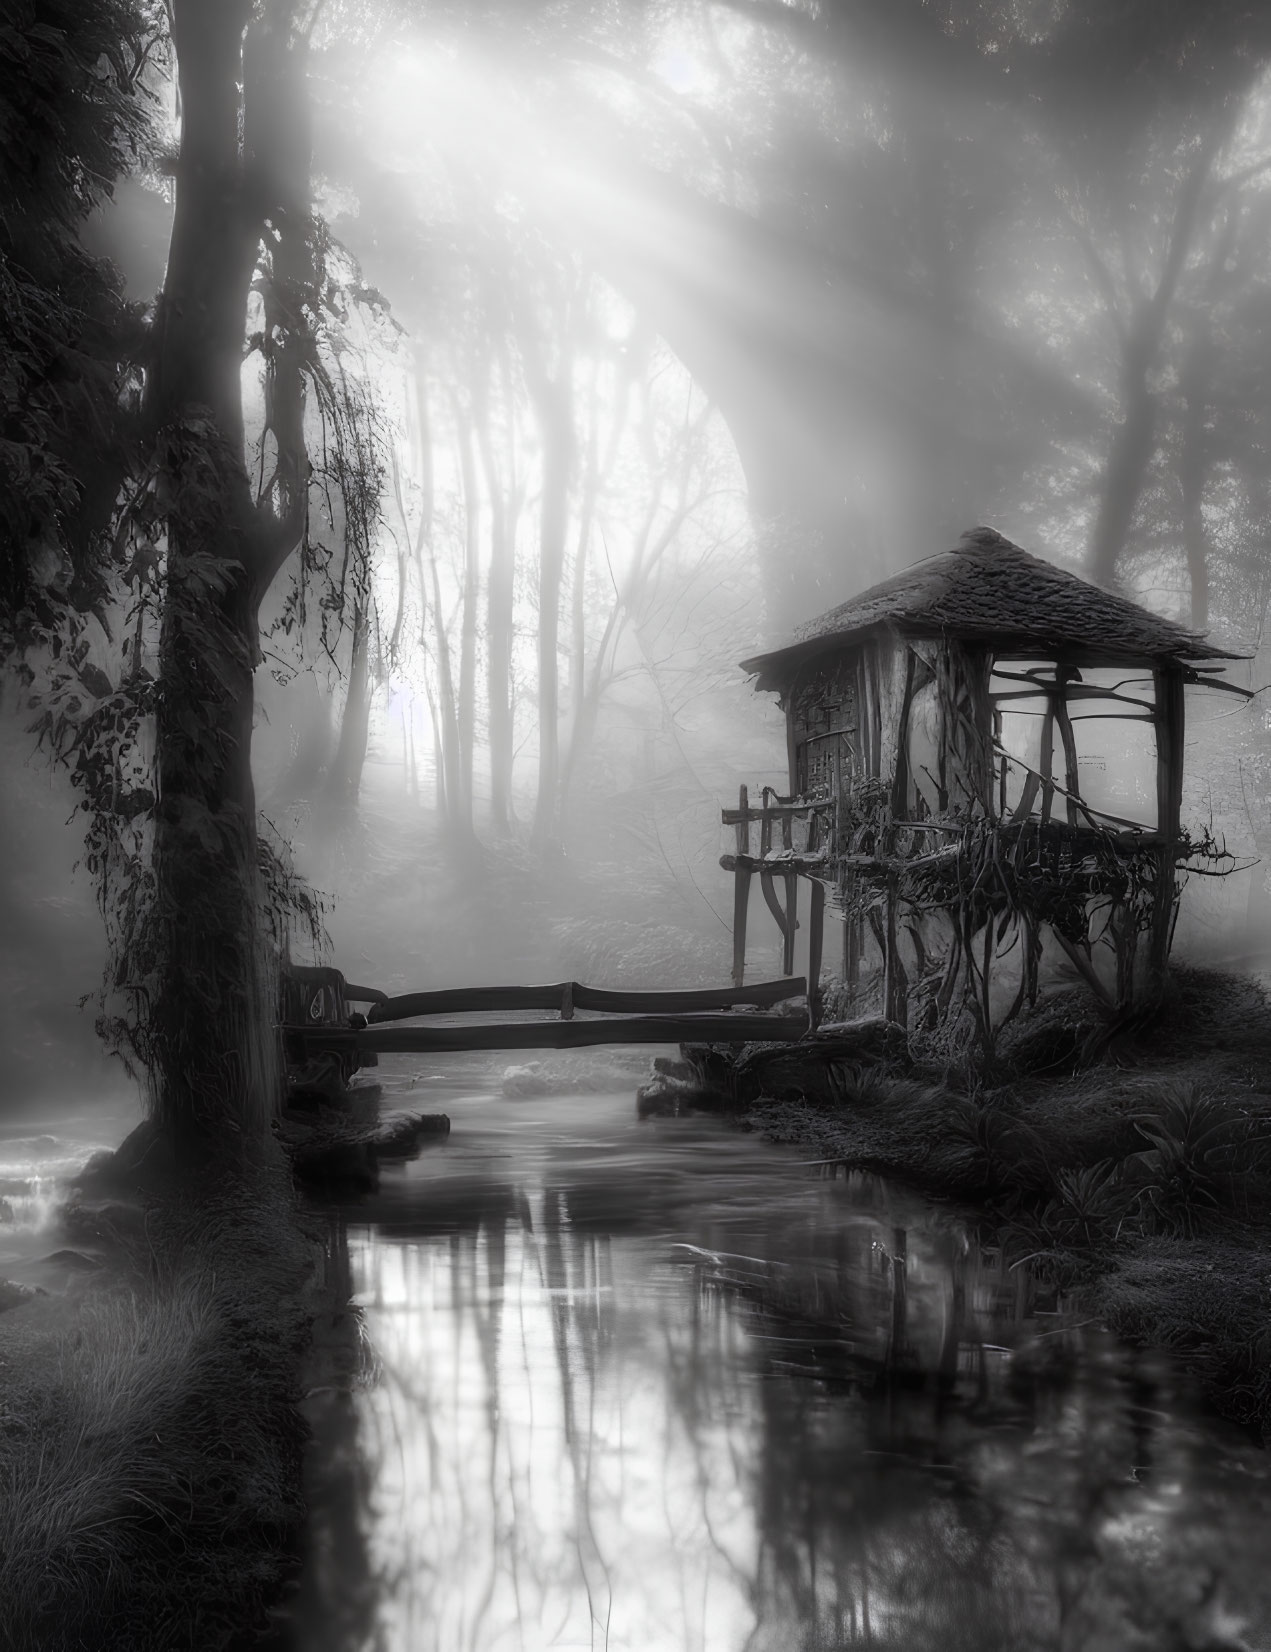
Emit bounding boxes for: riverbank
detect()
[0,1134,316,1651]
[0,1051,653,1648]
[736,965,1271,1439]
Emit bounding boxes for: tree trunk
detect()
[151,540,276,1143]
[144,0,313,1146]
[569,350,602,746]
[1176,200,1238,633]
[454,403,479,828]
[424,545,466,839]
[1088,331,1158,591]
[1087,127,1227,590]
[151,1,258,467]
[476,347,518,834]
[247,0,313,538]
[523,344,573,853]
[1179,330,1212,633]
[533,392,570,851]
[147,0,266,1143]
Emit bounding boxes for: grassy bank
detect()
[0,1139,317,1651]
[741,966,1271,1439]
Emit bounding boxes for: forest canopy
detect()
[6,0,1271,1141]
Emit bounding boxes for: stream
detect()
[7,1076,1271,1651]
[287,1063,1271,1652]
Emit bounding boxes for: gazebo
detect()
[725,527,1247,1047]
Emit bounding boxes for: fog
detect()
[8,1,1271,1113]
[12,9,1271,1650]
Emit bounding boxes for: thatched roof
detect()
[742,527,1245,688]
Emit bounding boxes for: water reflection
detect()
[312,1089,1271,1652]
[286,1219,383,1652]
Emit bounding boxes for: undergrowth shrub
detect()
[940,1091,1053,1193]
[1129,1081,1269,1237]
[826,1061,931,1110]
[1000,1158,1139,1278]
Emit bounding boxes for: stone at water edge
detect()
[372,1113,451,1157]
[0,1279,46,1313]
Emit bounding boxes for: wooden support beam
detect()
[1011,765,1042,822]
[733,784,751,988]
[1148,666,1187,996]
[808,880,825,1030]
[733,869,752,989]
[1053,683,1081,828]
[722,853,829,876]
[759,868,800,977]
[721,801,833,822]
[1155,668,1185,840]
[1038,704,1056,825]
[884,875,907,1026]
[758,868,783,932]
[844,902,861,994]
[994,707,1007,817]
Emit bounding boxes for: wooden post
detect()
[782,873,798,976]
[808,879,825,1028]
[1147,668,1185,1000]
[844,909,861,996]
[1038,701,1056,824]
[994,705,1007,817]
[1054,666,1081,827]
[884,874,907,1026]
[732,784,751,989]
[760,871,798,974]
[778,793,797,976]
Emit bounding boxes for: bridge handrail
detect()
[297,1012,810,1055]
[366,976,808,1025]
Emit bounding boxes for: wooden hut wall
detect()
[935,641,994,814]
[896,640,994,818]
[856,631,911,792]
[786,652,862,797]
[778,633,987,809]
[903,648,941,817]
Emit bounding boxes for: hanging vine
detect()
[20,213,388,1080]
[835,778,1236,1064]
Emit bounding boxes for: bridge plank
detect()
[294,1013,809,1055]
[367,978,807,1024]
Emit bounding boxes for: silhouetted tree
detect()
[15,1,381,1151]
[0,0,154,650]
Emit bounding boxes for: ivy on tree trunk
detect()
[145,0,315,1144]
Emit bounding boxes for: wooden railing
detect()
[719,785,836,1008]
[366,977,806,1023]
[283,975,811,1060]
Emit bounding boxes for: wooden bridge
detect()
[282,969,811,1074]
